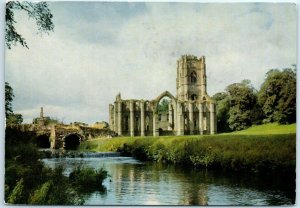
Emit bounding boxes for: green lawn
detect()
[224,123,296,135]
[79,123,296,152]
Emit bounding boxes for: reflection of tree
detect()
[91,160,294,205]
[110,162,212,205]
[179,183,208,205]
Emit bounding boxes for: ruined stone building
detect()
[109,55,217,136]
[33,107,59,127]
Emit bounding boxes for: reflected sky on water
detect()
[42,156,294,205]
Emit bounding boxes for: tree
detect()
[212,92,230,132]
[226,80,258,131]
[7,114,23,125]
[5,82,23,124]
[158,98,170,113]
[258,66,296,124]
[5,82,14,117]
[6,1,54,49]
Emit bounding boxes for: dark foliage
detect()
[213,66,296,132]
[212,92,230,132]
[115,135,295,174]
[69,167,108,193]
[157,98,170,113]
[5,128,107,205]
[226,80,257,131]
[213,80,258,131]
[258,67,296,124]
[7,113,23,124]
[5,82,23,124]
[5,82,14,117]
[6,1,54,49]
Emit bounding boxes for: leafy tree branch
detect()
[5,1,54,49]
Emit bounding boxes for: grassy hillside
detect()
[78,123,296,173]
[225,123,296,135]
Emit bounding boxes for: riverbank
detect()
[79,123,296,173]
[5,127,108,205]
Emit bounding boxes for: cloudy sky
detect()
[5,2,296,124]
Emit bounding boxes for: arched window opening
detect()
[135,116,139,130]
[158,114,162,121]
[146,116,150,131]
[191,94,197,101]
[203,96,206,101]
[190,71,197,83]
[159,128,163,135]
[184,115,188,125]
[125,115,129,131]
[158,97,171,113]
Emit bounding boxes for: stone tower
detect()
[40,107,44,118]
[176,55,207,101]
[38,107,45,126]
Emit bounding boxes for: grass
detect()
[78,123,296,173]
[224,123,296,135]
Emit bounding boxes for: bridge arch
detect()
[36,134,50,148]
[62,133,84,150]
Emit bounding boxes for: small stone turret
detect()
[40,107,44,118]
[38,107,45,126]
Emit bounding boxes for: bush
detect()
[29,181,52,204]
[7,178,25,204]
[80,133,296,174]
[69,167,108,192]
[5,128,107,205]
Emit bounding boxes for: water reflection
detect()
[42,156,294,205]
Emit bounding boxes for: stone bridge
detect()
[7,124,116,150]
[49,124,116,149]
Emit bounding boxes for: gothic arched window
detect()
[191,94,197,101]
[125,116,129,131]
[190,71,197,83]
[146,116,150,131]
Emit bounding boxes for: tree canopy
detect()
[225,80,258,131]
[212,92,230,132]
[6,1,54,49]
[258,66,296,124]
[5,82,14,117]
[213,65,296,132]
[158,98,170,113]
[5,82,23,124]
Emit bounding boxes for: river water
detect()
[41,152,294,206]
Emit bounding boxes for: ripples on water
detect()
[41,152,294,206]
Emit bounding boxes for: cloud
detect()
[5,2,296,124]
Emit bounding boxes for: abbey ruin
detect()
[109,55,217,136]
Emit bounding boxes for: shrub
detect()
[29,181,52,204]
[5,128,107,205]
[7,178,25,204]
[69,167,108,192]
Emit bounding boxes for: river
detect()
[41,151,294,205]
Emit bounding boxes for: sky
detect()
[5,2,297,124]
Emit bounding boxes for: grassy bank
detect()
[225,123,296,135]
[78,123,296,173]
